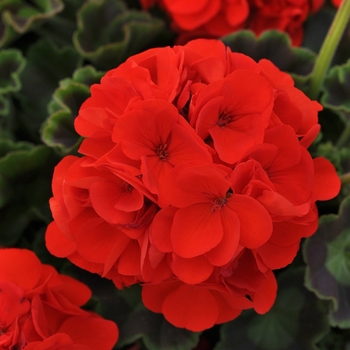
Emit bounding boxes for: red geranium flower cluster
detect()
[139,0,325,45]
[0,248,118,349]
[46,39,340,331]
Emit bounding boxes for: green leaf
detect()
[118,308,201,350]
[16,38,80,143]
[304,5,350,68]
[0,139,58,245]
[304,196,350,328]
[0,95,12,139]
[221,30,316,92]
[0,49,26,94]
[317,328,350,350]
[316,141,350,178]
[0,0,64,47]
[302,6,336,55]
[321,59,350,124]
[73,0,164,70]
[0,49,26,140]
[114,286,200,350]
[0,141,53,194]
[41,65,104,153]
[215,267,329,350]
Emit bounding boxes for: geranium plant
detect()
[1,0,350,349]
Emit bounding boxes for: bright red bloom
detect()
[330,0,342,7]
[152,163,272,259]
[113,99,212,195]
[140,0,324,45]
[46,155,158,288]
[23,333,92,349]
[142,266,277,331]
[189,69,274,163]
[46,39,340,331]
[0,249,118,350]
[258,59,322,146]
[248,0,311,45]
[230,125,340,269]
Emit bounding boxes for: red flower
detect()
[46,155,158,288]
[113,99,212,195]
[140,0,324,45]
[46,39,340,331]
[0,249,118,349]
[142,265,277,331]
[152,163,272,259]
[189,69,274,163]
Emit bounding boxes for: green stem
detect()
[340,171,350,184]
[308,0,350,100]
[336,113,350,148]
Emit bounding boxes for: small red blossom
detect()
[140,0,325,45]
[46,39,340,331]
[0,249,118,350]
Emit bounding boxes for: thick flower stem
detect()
[336,118,350,148]
[308,0,350,100]
[340,171,350,184]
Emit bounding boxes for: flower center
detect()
[211,197,227,212]
[217,111,233,128]
[156,143,169,161]
[122,182,133,192]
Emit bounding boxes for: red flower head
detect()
[0,248,118,349]
[46,39,340,331]
[140,0,325,45]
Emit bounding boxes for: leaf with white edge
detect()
[221,30,316,92]
[321,59,350,124]
[0,95,13,139]
[215,267,329,350]
[41,65,104,153]
[304,196,350,328]
[0,0,64,47]
[117,308,201,350]
[0,140,57,245]
[115,286,201,350]
[73,0,164,70]
[0,49,26,94]
[16,38,80,143]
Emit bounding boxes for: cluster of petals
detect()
[0,248,118,349]
[139,0,326,45]
[46,39,340,332]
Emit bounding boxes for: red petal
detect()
[256,241,300,269]
[171,255,214,284]
[166,164,231,208]
[0,249,43,292]
[142,280,182,313]
[59,316,119,350]
[313,157,340,200]
[53,274,92,307]
[75,220,127,264]
[205,209,240,266]
[117,240,142,276]
[252,270,277,314]
[227,195,272,249]
[0,280,30,329]
[165,0,221,30]
[150,207,176,253]
[90,180,143,214]
[162,284,219,331]
[171,204,223,258]
[45,221,77,258]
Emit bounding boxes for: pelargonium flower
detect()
[0,248,118,349]
[46,38,340,331]
[139,0,325,45]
